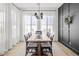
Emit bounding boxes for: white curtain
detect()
[10,4,21,47]
[23,15,37,36]
[32,16,37,33]
[0,4,6,52]
[0,3,21,53]
[47,16,54,33]
[22,14,54,36]
[11,9,17,46]
[22,11,55,35]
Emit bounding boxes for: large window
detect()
[24,15,31,34]
[32,16,37,33]
[41,16,47,34]
[41,16,53,34]
[47,16,53,33]
[24,15,37,34]
[23,15,53,35]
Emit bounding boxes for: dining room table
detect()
[26,34,52,56]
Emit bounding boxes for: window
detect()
[24,15,37,34]
[41,16,47,34]
[24,15,31,34]
[41,16,53,34]
[23,15,53,35]
[47,16,53,33]
[32,16,37,33]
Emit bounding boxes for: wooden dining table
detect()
[27,34,52,56]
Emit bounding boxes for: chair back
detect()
[47,32,50,38]
[24,35,28,42]
[29,32,32,37]
[50,35,54,42]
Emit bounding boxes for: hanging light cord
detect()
[37,3,40,19]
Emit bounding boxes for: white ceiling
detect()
[14,3,63,11]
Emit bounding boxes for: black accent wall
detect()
[58,3,79,54]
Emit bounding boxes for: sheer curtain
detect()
[41,16,54,34]
[41,16,47,34]
[11,4,21,47]
[23,14,54,35]
[16,12,21,43]
[47,16,54,34]
[23,15,37,35]
[23,15,31,35]
[11,9,17,46]
[32,16,37,34]
[0,4,21,53]
[0,4,6,52]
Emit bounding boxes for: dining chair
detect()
[47,32,51,38]
[41,35,54,56]
[24,35,38,56]
[28,32,32,38]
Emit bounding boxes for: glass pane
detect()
[48,16,53,25]
[41,16,47,34]
[32,16,37,33]
[32,16,37,25]
[24,15,31,34]
[24,15,31,25]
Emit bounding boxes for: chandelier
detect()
[34,3,43,19]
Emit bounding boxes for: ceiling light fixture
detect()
[34,3,43,19]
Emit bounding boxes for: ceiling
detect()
[13,3,63,11]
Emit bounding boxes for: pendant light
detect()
[34,3,43,19]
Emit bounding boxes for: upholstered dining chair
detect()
[47,32,51,38]
[41,35,54,56]
[24,34,38,56]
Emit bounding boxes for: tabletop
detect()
[27,34,51,42]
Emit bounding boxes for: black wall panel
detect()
[58,6,63,42]
[70,3,79,51]
[58,3,79,54]
[62,4,69,44]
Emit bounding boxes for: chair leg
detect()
[25,52,27,56]
[50,46,53,56]
[25,49,27,56]
[50,49,53,56]
[25,46,28,56]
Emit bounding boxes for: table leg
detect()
[37,43,41,56]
